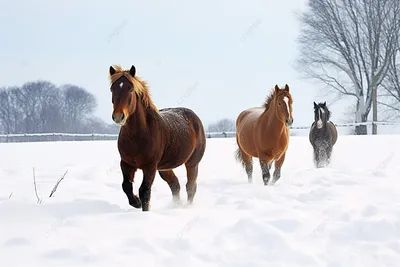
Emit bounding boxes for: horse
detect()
[108,64,206,212]
[235,84,294,185]
[309,101,338,168]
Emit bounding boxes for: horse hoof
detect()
[175,200,183,206]
[129,196,142,209]
[142,203,150,211]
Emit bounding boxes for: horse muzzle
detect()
[285,118,293,127]
[112,112,126,125]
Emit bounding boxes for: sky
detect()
[0,0,351,129]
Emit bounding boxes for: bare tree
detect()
[18,80,61,133]
[208,118,235,132]
[296,0,400,134]
[0,81,105,135]
[61,85,97,133]
[0,87,24,133]
[380,50,400,118]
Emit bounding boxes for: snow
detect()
[1,135,400,266]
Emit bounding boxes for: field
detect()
[0,135,399,266]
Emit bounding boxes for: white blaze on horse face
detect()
[317,108,323,128]
[283,96,290,117]
[119,82,124,88]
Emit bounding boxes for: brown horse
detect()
[235,84,294,185]
[108,64,206,211]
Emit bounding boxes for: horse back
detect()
[157,107,205,169]
[236,108,264,132]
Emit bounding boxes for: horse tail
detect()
[234,146,247,168]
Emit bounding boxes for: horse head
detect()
[273,84,294,127]
[108,65,157,126]
[313,101,330,129]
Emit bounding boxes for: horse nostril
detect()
[112,114,115,121]
[120,113,125,121]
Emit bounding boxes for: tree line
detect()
[0,80,119,134]
[296,0,400,134]
[0,79,237,136]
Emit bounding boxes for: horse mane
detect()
[314,102,331,120]
[262,89,275,111]
[108,65,158,112]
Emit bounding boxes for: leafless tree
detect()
[61,85,97,133]
[380,51,400,118]
[18,80,61,133]
[296,0,400,134]
[208,118,235,132]
[0,87,23,133]
[0,81,106,135]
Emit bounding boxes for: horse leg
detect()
[236,146,253,183]
[272,153,286,184]
[319,145,329,168]
[245,160,253,184]
[242,152,253,183]
[326,145,333,166]
[184,163,199,204]
[139,165,157,211]
[259,155,273,185]
[120,160,142,209]
[313,145,321,168]
[268,161,273,171]
[158,170,181,205]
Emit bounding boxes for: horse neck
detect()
[125,94,149,133]
[260,98,285,130]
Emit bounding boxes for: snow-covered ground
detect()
[0,135,399,266]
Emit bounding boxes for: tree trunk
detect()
[354,97,368,135]
[372,85,378,135]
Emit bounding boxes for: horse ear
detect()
[109,66,116,76]
[274,85,280,93]
[313,101,317,108]
[284,84,289,91]
[323,101,326,106]
[129,65,136,77]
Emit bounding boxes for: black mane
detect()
[314,102,331,120]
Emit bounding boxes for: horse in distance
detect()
[108,64,206,211]
[309,101,338,168]
[235,84,294,185]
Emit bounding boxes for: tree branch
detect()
[49,171,68,197]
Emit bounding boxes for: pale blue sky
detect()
[0,0,348,128]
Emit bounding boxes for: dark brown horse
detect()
[309,102,338,168]
[235,84,294,185]
[108,64,206,211]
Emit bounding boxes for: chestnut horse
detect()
[108,64,206,211]
[235,84,294,185]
